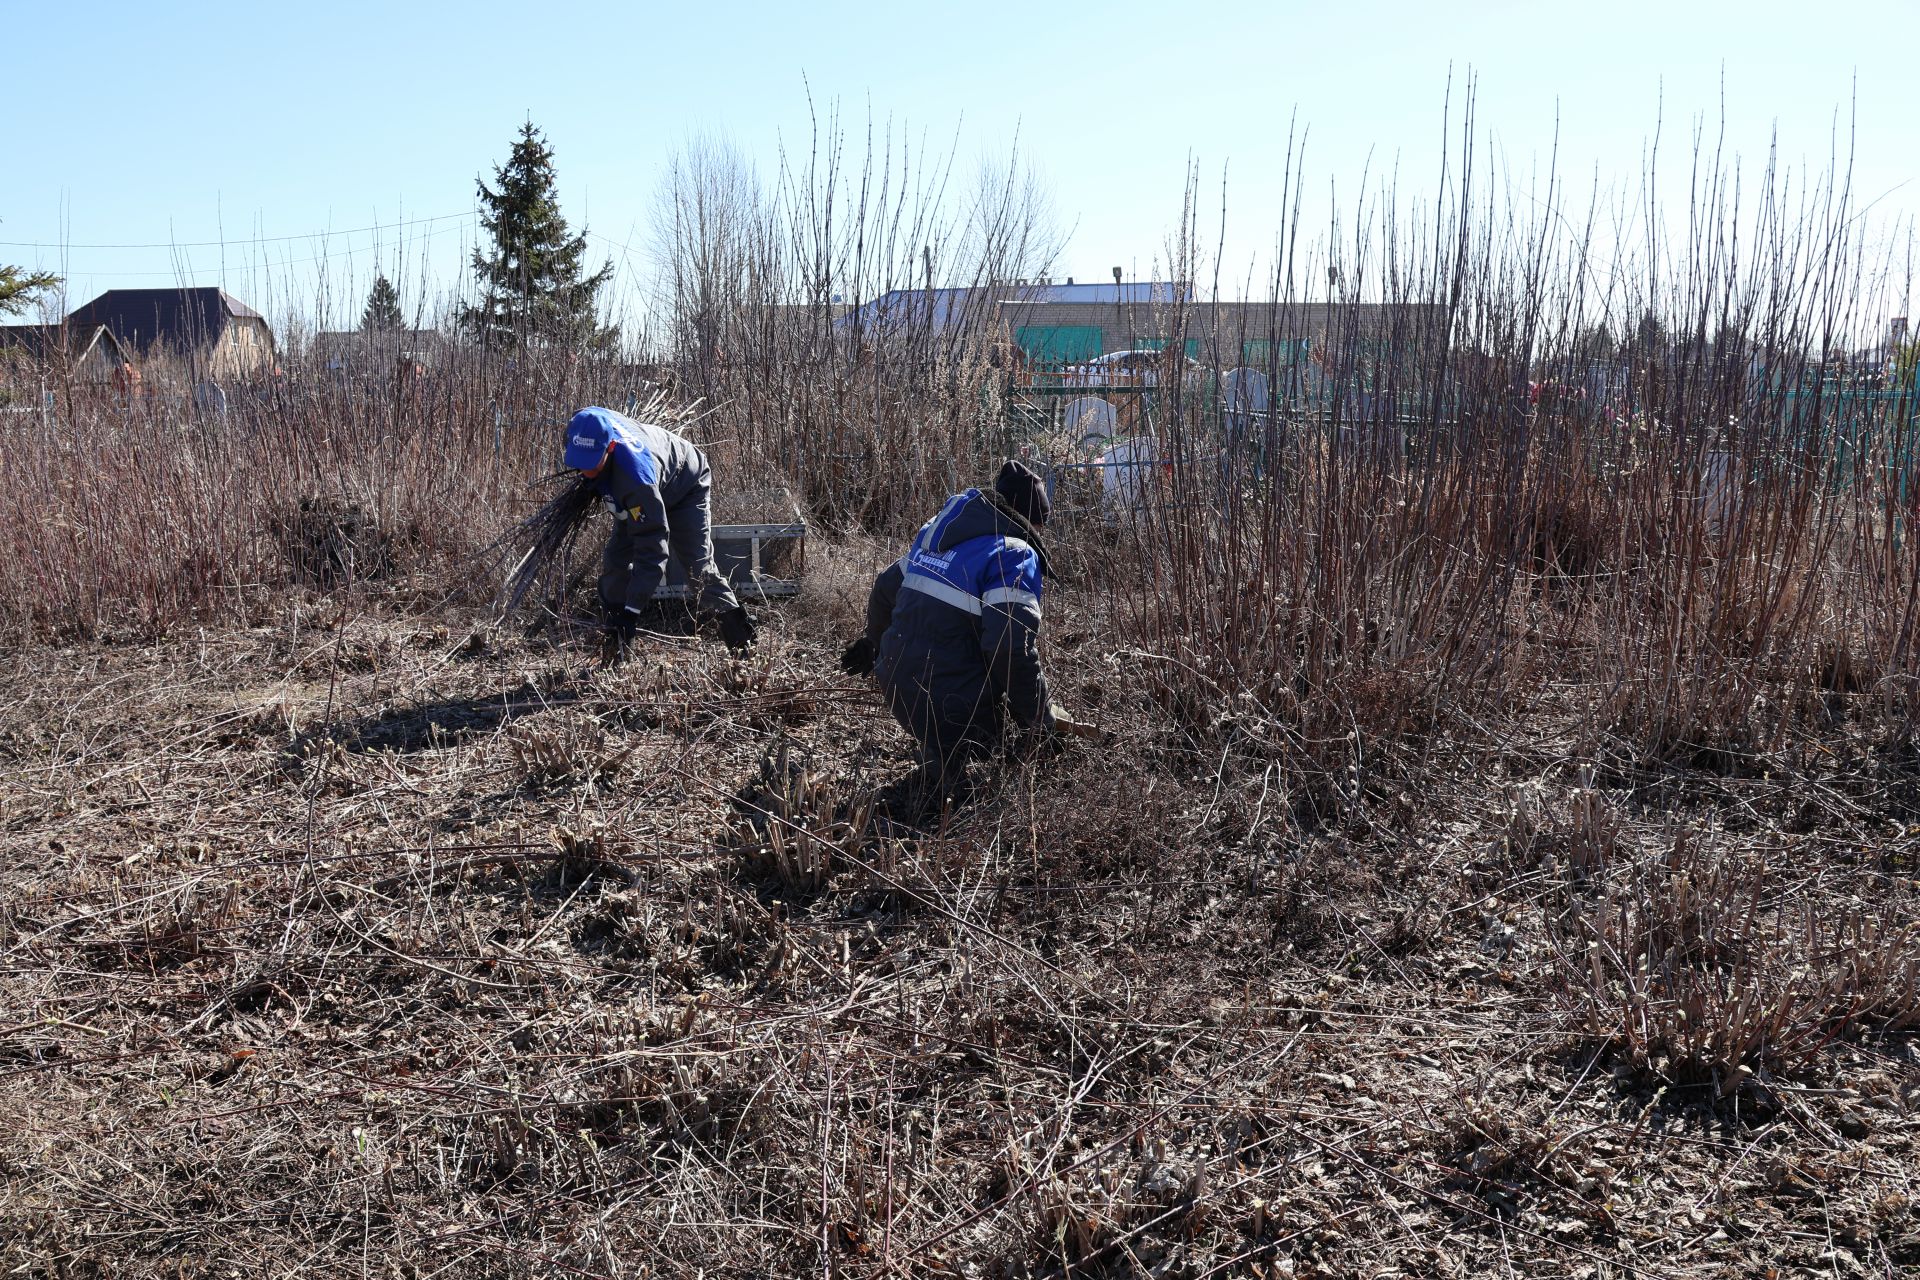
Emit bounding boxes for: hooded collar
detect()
[924,488,1052,579]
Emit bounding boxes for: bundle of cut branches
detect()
[485,471,602,622]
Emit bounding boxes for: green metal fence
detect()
[1012,325,1105,364]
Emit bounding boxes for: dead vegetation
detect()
[1547,831,1920,1090]
[3,111,1919,1278]
[2,570,1916,1278]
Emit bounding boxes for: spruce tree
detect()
[0,214,57,316]
[1574,321,1616,362]
[360,274,404,332]
[1632,309,1667,356]
[463,123,615,350]
[0,264,59,317]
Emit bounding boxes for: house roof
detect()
[1026,282,1189,305]
[0,323,127,364]
[847,288,994,332]
[63,288,268,354]
[0,324,58,358]
[843,281,1193,332]
[309,328,448,368]
[311,327,445,349]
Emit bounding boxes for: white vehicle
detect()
[1061,348,1201,388]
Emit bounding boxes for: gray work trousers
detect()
[598,478,741,616]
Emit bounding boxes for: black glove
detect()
[601,607,640,666]
[719,605,757,654]
[839,635,877,677]
[607,606,641,640]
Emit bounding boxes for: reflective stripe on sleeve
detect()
[900,573,983,616]
[981,586,1040,611]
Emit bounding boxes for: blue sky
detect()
[7,0,1916,332]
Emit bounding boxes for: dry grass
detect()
[2,577,1917,1278]
[1547,830,1920,1090]
[3,114,1919,1277]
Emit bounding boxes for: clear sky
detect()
[7,0,1916,333]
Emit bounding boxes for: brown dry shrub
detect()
[1545,832,1920,1089]
[268,495,404,586]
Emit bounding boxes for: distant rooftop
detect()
[844,280,1192,331]
[1016,281,1189,304]
[0,322,127,363]
[64,287,268,354]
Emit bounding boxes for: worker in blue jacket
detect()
[843,460,1055,779]
[562,407,756,653]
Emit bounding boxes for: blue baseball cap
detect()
[562,407,620,470]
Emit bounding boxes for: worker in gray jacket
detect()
[562,406,756,652]
[843,460,1054,782]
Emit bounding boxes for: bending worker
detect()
[843,460,1055,778]
[561,406,756,653]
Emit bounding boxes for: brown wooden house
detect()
[64,287,275,379]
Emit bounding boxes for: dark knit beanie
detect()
[993,458,1051,529]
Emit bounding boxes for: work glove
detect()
[839,635,876,677]
[600,606,641,667]
[719,605,757,654]
[1045,703,1102,742]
